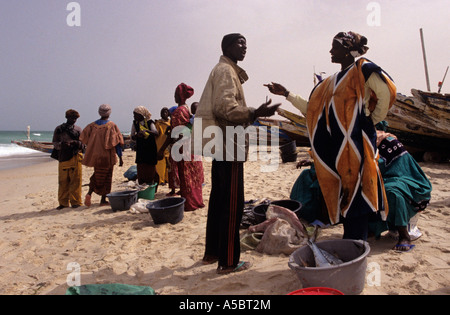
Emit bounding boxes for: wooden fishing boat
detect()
[12,134,133,154]
[11,140,54,154]
[254,109,310,146]
[122,134,133,150]
[385,89,450,160]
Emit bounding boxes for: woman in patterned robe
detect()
[267,32,397,240]
[170,83,205,212]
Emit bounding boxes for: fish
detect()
[307,227,344,267]
[308,240,332,267]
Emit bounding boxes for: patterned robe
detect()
[171,105,205,211]
[307,58,396,224]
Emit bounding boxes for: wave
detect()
[0,144,39,157]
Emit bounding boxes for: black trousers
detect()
[342,214,369,241]
[204,160,244,268]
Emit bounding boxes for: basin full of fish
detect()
[304,227,344,268]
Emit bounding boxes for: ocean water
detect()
[0,130,54,170]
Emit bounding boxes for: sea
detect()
[0,130,54,171]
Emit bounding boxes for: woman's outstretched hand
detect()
[264,82,288,96]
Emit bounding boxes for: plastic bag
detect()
[123,165,138,181]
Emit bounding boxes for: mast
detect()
[438,66,449,94]
[420,28,431,92]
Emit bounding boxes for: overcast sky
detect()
[1,0,449,131]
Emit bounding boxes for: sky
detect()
[1,0,449,132]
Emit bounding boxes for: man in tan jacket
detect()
[194,33,280,274]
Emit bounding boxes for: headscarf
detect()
[98,104,112,117]
[334,31,369,57]
[133,106,152,120]
[221,33,246,54]
[175,83,194,105]
[65,109,80,119]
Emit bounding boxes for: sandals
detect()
[393,243,416,253]
[217,261,251,275]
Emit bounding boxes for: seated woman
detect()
[291,123,432,252]
[371,127,432,251]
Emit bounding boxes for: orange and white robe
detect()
[306,58,396,224]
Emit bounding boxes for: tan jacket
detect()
[192,56,256,162]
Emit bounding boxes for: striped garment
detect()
[306,58,396,224]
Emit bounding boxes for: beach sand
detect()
[0,148,449,295]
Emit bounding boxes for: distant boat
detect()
[122,134,133,150]
[12,132,133,154]
[11,140,54,154]
[10,126,54,154]
[385,89,450,160]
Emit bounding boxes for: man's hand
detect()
[254,99,281,118]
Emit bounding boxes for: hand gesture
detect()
[254,99,281,118]
[264,82,288,96]
[296,159,313,169]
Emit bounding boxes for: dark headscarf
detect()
[175,83,194,105]
[221,33,246,54]
[334,31,369,57]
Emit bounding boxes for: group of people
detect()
[53,92,206,213]
[52,104,124,209]
[53,30,432,276]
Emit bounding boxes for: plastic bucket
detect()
[252,200,302,224]
[281,152,298,163]
[288,239,370,295]
[280,141,297,163]
[146,197,185,225]
[138,183,157,200]
[288,287,344,295]
[106,190,138,212]
[280,140,296,154]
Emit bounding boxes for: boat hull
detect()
[11,140,54,154]
[385,89,450,160]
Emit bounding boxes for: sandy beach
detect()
[0,148,449,295]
